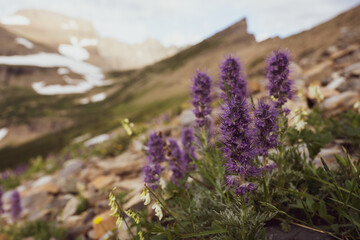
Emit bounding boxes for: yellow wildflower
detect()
[93,216,102,225]
[140,188,151,205]
[124,209,140,224]
[138,230,145,240]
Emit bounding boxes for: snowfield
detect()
[58,44,90,61]
[0,15,30,25]
[0,128,8,142]
[15,38,34,49]
[0,53,111,95]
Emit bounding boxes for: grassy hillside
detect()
[0,5,359,169]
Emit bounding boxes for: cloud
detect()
[0,0,358,46]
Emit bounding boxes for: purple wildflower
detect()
[266,49,293,108]
[147,132,165,164]
[220,55,247,101]
[11,190,21,220]
[263,162,277,172]
[0,186,4,214]
[168,138,185,184]
[234,183,255,196]
[144,163,163,190]
[192,71,212,127]
[181,127,196,171]
[220,96,255,175]
[254,99,278,156]
[144,132,165,189]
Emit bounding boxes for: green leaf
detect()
[179,229,228,238]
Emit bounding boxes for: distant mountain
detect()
[0,5,359,168]
[1,9,181,70]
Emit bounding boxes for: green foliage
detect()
[76,195,88,214]
[5,220,66,240]
[0,175,21,190]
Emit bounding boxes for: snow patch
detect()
[79,92,107,104]
[58,44,89,61]
[15,38,34,49]
[84,134,110,147]
[57,67,70,75]
[0,128,8,141]
[91,92,106,102]
[1,15,29,25]
[79,38,98,47]
[0,53,112,95]
[61,20,78,30]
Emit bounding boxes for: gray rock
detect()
[60,159,84,178]
[179,109,196,126]
[61,196,80,221]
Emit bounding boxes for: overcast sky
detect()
[0,0,358,46]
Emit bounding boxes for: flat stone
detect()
[115,177,143,193]
[57,178,80,193]
[344,62,360,76]
[62,197,80,221]
[60,159,84,178]
[321,91,359,112]
[96,151,145,176]
[34,183,59,194]
[63,215,85,229]
[92,210,118,239]
[314,146,342,169]
[32,175,53,187]
[179,109,196,126]
[21,190,53,211]
[330,45,358,60]
[88,175,117,190]
[327,73,346,89]
[78,167,103,182]
[304,60,332,78]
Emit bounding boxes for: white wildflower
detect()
[308,85,324,102]
[152,201,163,220]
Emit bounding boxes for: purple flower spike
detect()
[144,163,163,190]
[235,183,255,196]
[181,127,196,171]
[220,55,247,101]
[168,138,185,185]
[254,99,278,156]
[192,71,212,127]
[11,190,22,220]
[220,96,255,174]
[266,49,293,108]
[0,186,4,214]
[147,132,165,164]
[144,132,165,189]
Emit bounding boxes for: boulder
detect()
[92,210,118,239]
[61,196,80,221]
[88,175,118,190]
[60,159,84,178]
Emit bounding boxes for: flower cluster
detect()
[219,50,293,195]
[254,99,278,156]
[266,50,293,108]
[0,186,4,214]
[192,71,212,127]
[168,138,185,185]
[109,188,123,228]
[11,190,21,220]
[220,55,247,101]
[144,132,165,189]
[220,96,255,175]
